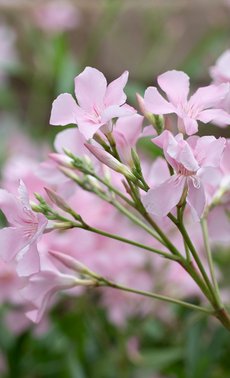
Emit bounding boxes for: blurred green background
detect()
[0,1,230,377]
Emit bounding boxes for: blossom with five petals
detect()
[141,70,230,135]
[50,66,134,139]
[142,131,226,218]
[0,181,47,276]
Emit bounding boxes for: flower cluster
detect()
[0,57,230,331]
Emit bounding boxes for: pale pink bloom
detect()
[21,250,94,323]
[143,131,225,218]
[210,50,230,120]
[112,114,144,165]
[21,270,80,323]
[33,0,81,33]
[50,67,134,139]
[210,50,230,84]
[142,70,230,135]
[0,181,47,276]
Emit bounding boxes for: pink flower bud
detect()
[85,143,135,180]
[45,187,71,213]
[49,250,99,278]
[49,153,72,167]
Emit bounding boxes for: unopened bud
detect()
[30,201,42,213]
[131,148,141,174]
[85,143,136,181]
[49,250,100,279]
[49,153,72,167]
[136,93,164,134]
[45,188,71,213]
[59,166,82,183]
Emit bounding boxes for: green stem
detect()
[201,217,222,307]
[103,281,213,315]
[81,224,179,262]
[168,213,218,307]
[111,200,166,246]
[93,173,135,208]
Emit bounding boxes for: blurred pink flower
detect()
[0,181,47,276]
[142,70,230,135]
[210,50,230,121]
[33,0,81,33]
[143,131,225,218]
[50,67,134,139]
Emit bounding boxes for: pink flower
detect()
[143,131,226,218]
[50,67,134,139]
[112,114,144,165]
[210,50,230,121]
[210,50,230,84]
[142,70,230,135]
[21,250,95,323]
[21,270,80,323]
[0,181,47,276]
[33,0,81,33]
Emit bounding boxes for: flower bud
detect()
[49,250,100,279]
[49,153,72,167]
[85,143,136,181]
[136,93,164,134]
[45,187,72,213]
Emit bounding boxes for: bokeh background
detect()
[0,1,230,377]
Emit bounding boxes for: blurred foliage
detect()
[0,297,230,378]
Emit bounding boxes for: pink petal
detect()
[194,136,226,168]
[74,67,107,111]
[0,227,24,261]
[151,129,171,149]
[144,87,174,114]
[77,120,103,140]
[182,117,199,135]
[158,70,190,105]
[50,93,79,126]
[197,108,230,126]
[105,71,129,106]
[177,142,200,172]
[189,83,229,110]
[0,189,24,225]
[113,131,131,164]
[16,243,40,277]
[115,114,143,147]
[18,180,30,210]
[54,127,87,156]
[142,175,186,217]
[101,104,135,123]
[187,179,206,219]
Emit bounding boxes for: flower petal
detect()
[194,136,226,168]
[144,87,174,114]
[16,243,40,277]
[197,108,230,126]
[101,104,135,123]
[187,179,206,219]
[158,70,190,105]
[105,71,129,106]
[142,175,185,217]
[50,93,78,126]
[182,117,199,135]
[0,227,25,261]
[74,67,107,111]
[54,127,87,156]
[115,114,143,147]
[189,83,229,110]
